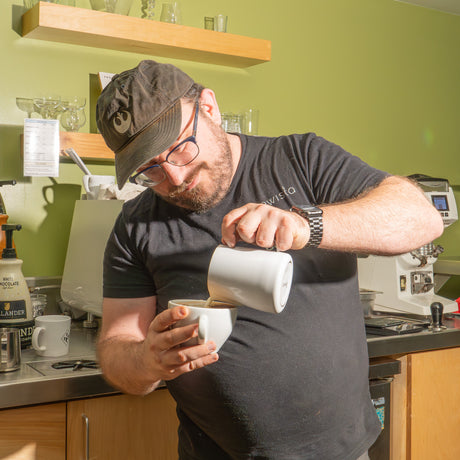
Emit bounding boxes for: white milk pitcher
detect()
[207,245,293,314]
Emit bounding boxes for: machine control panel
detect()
[411,174,458,227]
[426,190,458,226]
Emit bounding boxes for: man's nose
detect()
[161,162,188,186]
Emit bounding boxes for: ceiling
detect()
[395,0,460,15]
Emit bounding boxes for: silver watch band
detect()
[290,206,323,248]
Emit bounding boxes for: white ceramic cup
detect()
[168,299,237,352]
[82,175,116,200]
[207,245,293,313]
[32,315,71,357]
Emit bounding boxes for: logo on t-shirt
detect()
[262,185,296,206]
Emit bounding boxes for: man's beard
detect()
[161,122,234,213]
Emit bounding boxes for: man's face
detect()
[149,102,234,213]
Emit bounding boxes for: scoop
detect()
[64,148,92,176]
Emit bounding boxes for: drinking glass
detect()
[60,108,86,132]
[24,0,76,6]
[90,0,133,15]
[33,96,61,119]
[16,98,36,118]
[243,109,259,135]
[160,1,182,24]
[23,0,38,9]
[141,0,156,19]
[221,113,242,133]
[61,96,86,111]
[204,17,214,30]
[214,14,228,32]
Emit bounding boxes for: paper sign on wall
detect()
[98,72,115,91]
[23,119,60,177]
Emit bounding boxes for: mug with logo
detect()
[32,315,71,357]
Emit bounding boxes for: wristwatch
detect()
[290,205,323,248]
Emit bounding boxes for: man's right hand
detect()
[142,305,219,381]
[98,297,218,395]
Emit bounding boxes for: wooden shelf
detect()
[60,132,114,161]
[22,2,271,68]
[20,132,114,162]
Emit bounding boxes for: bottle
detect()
[0,224,34,348]
[0,180,17,258]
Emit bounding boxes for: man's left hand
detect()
[221,203,309,251]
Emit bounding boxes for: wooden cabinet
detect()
[391,347,460,459]
[0,403,66,460]
[0,388,178,460]
[67,388,179,460]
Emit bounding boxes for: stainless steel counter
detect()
[367,314,460,358]
[0,322,117,410]
[2,315,460,411]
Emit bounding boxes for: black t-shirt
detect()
[103,133,387,460]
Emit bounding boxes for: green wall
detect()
[1,1,460,295]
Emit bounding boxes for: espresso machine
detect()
[358,175,458,316]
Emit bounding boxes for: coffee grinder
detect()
[358,175,458,316]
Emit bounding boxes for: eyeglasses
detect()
[129,100,200,187]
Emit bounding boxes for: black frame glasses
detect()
[129,99,200,187]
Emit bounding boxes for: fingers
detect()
[145,306,220,381]
[222,203,308,251]
[169,352,219,377]
[152,305,188,333]
[152,338,219,381]
[221,205,250,247]
[150,306,202,351]
[163,343,219,379]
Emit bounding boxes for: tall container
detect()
[0,224,34,348]
[0,180,16,257]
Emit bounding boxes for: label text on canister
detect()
[0,275,19,288]
[0,300,26,320]
[0,320,34,348]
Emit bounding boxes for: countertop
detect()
[2,315,460,411]
[367,314,460,358]
[0,322,117,410]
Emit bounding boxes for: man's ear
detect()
[199,88,221,125]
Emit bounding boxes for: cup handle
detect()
[82,175,91,193]
[197,315,208,344]
[32,327,46,351]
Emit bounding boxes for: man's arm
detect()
[221,176,444,255]
[97,296,218,396]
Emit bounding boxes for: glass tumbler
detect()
[204,17,214,30]
[31,293,47,318]
[160,1,182,24]
[243,109,259,135]
[214,14,228,32]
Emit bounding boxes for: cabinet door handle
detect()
[82,414,90,460]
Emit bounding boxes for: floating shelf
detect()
[59,132,114,162]
[22,2,271,68]
[20,132,114,163]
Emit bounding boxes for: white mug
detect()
[207,245,293,313]
[168,299,237,351]
[32,315,71,357]
[82,174,116,200]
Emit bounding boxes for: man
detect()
[96,60,443,460]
